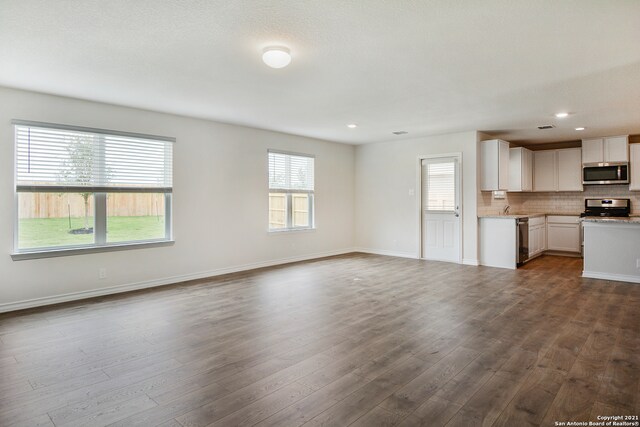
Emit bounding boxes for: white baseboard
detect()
[353,247,418,259]
[582,271,640,284]
[0,248,357,313]
[462,258,480,266]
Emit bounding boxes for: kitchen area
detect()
[478,135,640,284]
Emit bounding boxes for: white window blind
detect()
[268,151,314,192]
[14,121,173,193]
[423,160,456,211]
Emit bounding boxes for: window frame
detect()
[11,120,174,260]
[267,150,315,233]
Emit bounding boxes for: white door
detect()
[421,156,461,263]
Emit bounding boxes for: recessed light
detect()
[347,123,358,129]
[555,112,569,118]
[575,127,585,131]
[262,46,291,69]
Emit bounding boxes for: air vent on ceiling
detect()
[392,131,408,135]
[537,124,555,130]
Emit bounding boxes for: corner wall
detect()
[354,131,479,264]
[0,87,356,311]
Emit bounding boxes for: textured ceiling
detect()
[1,0,639,145]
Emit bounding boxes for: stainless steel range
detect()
[580,198,631,218]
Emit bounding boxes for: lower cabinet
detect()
[546,216,581,253]
[528,217,546,257]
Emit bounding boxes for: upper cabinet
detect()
[481,139,510,191]
[557,148,583,191]
[582,136,629,164]
[533,148,583,192]
[533,150,556,192]
[631,144,640,191]
[508,147,533,192]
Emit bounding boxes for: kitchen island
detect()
[582,217,640,283]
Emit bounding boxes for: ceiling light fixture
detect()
[347,123,358,129]
[575,127,585,131]
[555,112,569,118]
[262,46,291,69]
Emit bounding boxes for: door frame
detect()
[417,152,463,262]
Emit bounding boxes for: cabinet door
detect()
[533,150,557,191]
[481,139,509,191]
[557,148,583,191]
[547,223,580,252]
[522,148,533,191]
[604,136,629,162]
[539,224,546,251]
[631,144,640,191]
[498,140,510,190]
[528,225,535,256]
[582,139,603,164]
[508,148,522,192]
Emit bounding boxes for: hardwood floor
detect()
[1,253,638,426]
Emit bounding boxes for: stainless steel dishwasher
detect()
[516,217,529,267]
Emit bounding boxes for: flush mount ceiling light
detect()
[575,127,585,131]
[555,112,569,118]
[262,46,291,69]
[347,123,358,129]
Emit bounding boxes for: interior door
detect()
[421,156,461,263]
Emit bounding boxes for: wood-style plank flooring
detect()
[1,253,639,426]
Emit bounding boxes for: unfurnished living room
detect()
[1,1,639,427]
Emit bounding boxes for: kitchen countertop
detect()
[478,212,577,219]
[581,216,640,224]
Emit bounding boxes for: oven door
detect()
[582,163,629,184]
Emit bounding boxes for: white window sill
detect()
[268,227,316,234]
[11,240,175,261]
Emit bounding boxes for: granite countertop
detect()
[581,217,640,224]
[478,212,578,219]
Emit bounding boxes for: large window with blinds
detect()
[13,120,173,255]
[268,150,314,231]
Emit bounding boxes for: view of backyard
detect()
[18,216,165,249]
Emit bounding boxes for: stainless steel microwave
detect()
[582,162,629,185]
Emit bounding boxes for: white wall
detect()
[0,87,355,310]
[354,131,479,264]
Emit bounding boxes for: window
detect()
[423,160,456,211]
[13,120,173,257]
[268,150,314,231]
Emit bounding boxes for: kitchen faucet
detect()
[503,205,510,215]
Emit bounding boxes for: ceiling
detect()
[1,0,639,145]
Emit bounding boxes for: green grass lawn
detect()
[19,216,165,249]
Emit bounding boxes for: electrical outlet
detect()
[408,188,415,196]
[99,268,107,279]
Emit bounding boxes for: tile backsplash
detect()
[478,185,640,215]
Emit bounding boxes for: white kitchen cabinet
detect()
[534,148,583,192]
[605,136,629,162]
[582,136,629,163]
[508,147,533,192]
[528,216,546,257]
[556,148,583,191]
[481,139,510,191]
[533,150,557,191]
[631,143,640,191]
[581,138,603,164]
[546,216,581,253]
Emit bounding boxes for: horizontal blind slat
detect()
[15,124,173,189]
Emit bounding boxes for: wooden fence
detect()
[18,193,165,219]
